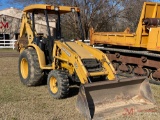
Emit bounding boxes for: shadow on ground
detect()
[68,85,80,98]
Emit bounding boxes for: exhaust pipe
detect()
[76,76,156,120]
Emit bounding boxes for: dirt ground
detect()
[0,49,160,120]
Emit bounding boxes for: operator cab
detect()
[24,4,84,64]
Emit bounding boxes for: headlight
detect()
[55,7,59,11]
[71,8,75,12]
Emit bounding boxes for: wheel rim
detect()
[50,76,58,94]
[21,58,29,79]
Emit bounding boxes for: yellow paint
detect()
[76,41,116,80]
[17,3,119,85]
[23,4,80,14]
[50,76,58,94]
[20,58,28,79]
[90,2,160,51]
[28,44,47,68]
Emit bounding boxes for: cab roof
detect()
[23,4,80,14]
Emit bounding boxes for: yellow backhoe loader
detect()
[16,4,156,120]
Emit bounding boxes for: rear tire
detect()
[18,48,43,86]
[47,70,69,99]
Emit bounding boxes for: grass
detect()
[0,48,17,52]
[0,49,160,120]
[0,55,83,120]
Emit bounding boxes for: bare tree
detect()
[119,0,151,32]
[42,0,127,39]
[8,0,155,39]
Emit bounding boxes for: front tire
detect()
[47,70,69,99]
[18,48,43,86]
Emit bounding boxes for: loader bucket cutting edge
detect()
[76,77,156,120]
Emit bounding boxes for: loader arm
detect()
[53,41,89,84]
[53,41,116,84]
[76,41,116,80]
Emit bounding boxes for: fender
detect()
[28,44,46,69]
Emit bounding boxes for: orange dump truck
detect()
[90,2,160,85]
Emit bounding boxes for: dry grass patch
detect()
[0,50,160,120]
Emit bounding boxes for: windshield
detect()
[29,9,83,41]
[29,12,56,37]
[61,12,79,40]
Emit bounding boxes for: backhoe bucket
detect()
[76,76,156,120]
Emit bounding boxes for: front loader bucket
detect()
[76,76,156,120]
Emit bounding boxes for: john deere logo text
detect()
[0,22,9,29]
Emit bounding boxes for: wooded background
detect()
[8,0,159,39]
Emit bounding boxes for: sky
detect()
[0,0,23,10]
[0,0,160,10]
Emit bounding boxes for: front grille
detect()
[82,59,102,72]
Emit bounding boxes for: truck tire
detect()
[18,48,43,86]
[47,70,69,99]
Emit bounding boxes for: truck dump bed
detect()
[90,2,160,50]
